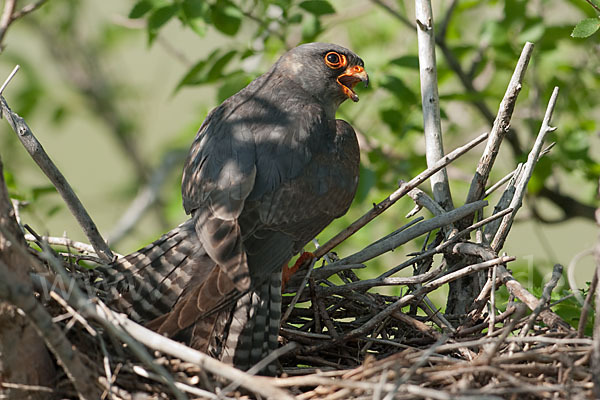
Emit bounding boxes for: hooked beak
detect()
[337,65,369,102]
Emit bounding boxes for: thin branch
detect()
[0,64,19,95]
[0,94,114,262]
[314,131,488,259]
[518,264,563,337]
[113,312,295,400]
[304,256,515,352]
[108,149,185,245]
[375,0,596,222]
[415,0,453,211]
[584,0,600,13]
[0,259,102,400]
[578,261,597,338]
[453,242,572,332]
[0,0,16,49]
[491,87,559,251]
[465,42,534,207]
[325,200,486,268]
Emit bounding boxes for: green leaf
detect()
[390,55,419,69]
[380,76,417,104]
[148,4,180,44]
[129,0,154,19]
[176,58,211,90]
[211,1,243,36]
[206,50,237,82]
[175,49,238,90]
[299,0,335,16]
[182,0,208,36]
[571,17,600,38]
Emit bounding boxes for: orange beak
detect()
[337,65,369,102]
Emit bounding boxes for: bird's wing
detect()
[181,105,257,291]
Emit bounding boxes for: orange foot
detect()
[281,252,315,291]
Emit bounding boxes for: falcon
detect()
[105,42,368,374]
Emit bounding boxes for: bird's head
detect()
[277,43,368,112]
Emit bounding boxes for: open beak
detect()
[337,65,369,102]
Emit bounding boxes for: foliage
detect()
[0,0,598,301]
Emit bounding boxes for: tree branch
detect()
[0,94,114,262]
[465,42,534,207]
[491,87,559,251]
[415,0,453,211]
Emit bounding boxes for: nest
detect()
[30,246,592,400]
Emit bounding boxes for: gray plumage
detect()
[104,42,366,374]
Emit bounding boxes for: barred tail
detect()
[224,270,282,375]
[101,219,204,323]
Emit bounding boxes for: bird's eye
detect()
[324,51,346,69]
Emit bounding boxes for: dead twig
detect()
[0,92,114,262]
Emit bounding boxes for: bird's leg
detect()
[281,251,315,290]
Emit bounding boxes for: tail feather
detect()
[101,218,284,375]
[103,219,204,322]
[225,271,282,374]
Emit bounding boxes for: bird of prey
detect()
[105,42,368,374]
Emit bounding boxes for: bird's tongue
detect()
[338,75,362,102]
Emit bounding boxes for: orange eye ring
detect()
[324,51,347,69]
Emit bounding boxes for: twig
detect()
[491,87,559,251]
[0,94,114,262]
[113,312,295,400]
[415,0,453,211]
[314,131,488,259]
[484,169,516,198]
[0,259,102,400]
[584,0,600,13]
[305,256,515,352]
[488,265,497,336]
[281,257,317,323]
[130,365,221,400]
[578,263,597,337]
[382,335,449,400]
[32,239,186,400]
[49,290,97,336]
[477,303,528,364]
[465,42,534,207]
[221,342,299,396]
[0,0,16,49]
[374,206,513,280]
[108,149,185,245]
[0,64,19,95]
[375,0,596,222]
[406,186,446,218]
[453,241,572,331]
[519,264,563,337]
[328,200,486,267]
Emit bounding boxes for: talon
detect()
[281,252,315,291]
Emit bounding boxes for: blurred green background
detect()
[1,0,598,312]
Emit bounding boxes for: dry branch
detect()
[491,87,559,251]
[464,42,534,207]
[0,94,114,262]
[0,260,102,400]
